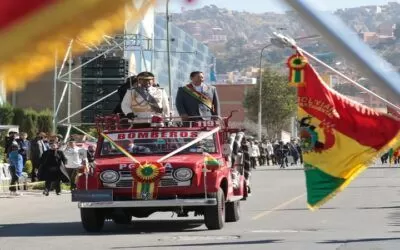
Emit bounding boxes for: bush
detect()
[0,103,14,125]
[24,160,33,176]
[22,109,38,138]
[0,103,54,139]
[0,145,4,163]
[37,109,53,134]
[12,108,25,128]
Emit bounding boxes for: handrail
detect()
[94,114,234,133]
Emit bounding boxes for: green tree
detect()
[244,68,297,137]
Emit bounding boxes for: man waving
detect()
[176,71,220,122]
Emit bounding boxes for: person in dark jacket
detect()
[239,138,252,193]
[176,71,220,123]
[38,140,68,196]
[30,132,47,182]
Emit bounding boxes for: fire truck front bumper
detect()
[72,190,217,208]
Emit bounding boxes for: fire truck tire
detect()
[225,201,240,222]
[80,208,105,232]
[204,188,225,230]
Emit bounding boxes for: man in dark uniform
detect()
[175,71,220,123]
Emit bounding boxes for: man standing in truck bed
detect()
[121,71,170,121]
[176,71,220,122]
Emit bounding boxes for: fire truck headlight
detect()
[100,170,120,183]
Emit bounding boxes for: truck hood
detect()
[95,154,220,167]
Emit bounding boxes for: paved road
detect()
[1,165,400,250]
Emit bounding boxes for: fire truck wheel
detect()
[225,201,240,222]
[204,188,225,230]
[80,208,105,232]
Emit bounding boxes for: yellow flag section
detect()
[299,107,400,209]
[0,0,155,91]
[288,51,400,210]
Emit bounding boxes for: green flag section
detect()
[305,163,346,209]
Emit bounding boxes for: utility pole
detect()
[166,0,173,116]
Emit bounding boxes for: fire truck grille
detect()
[102,170,191,188]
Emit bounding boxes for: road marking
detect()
[251,229,317,233]
[252,193,306,220]
[159,235,241,241]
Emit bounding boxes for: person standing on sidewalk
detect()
[8,144,24,196]
[63,139,86,191]
[38,140,68,196]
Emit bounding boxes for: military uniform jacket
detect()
[175,83,220,120]
[121,86,170,119]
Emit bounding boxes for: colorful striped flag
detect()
[0,0,155,91]
[203,152,220,166]
[289,51,400,210]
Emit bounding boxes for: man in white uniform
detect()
[121,72,170,122]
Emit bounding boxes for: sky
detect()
[156,0,398,13]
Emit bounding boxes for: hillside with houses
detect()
[163,2,400,109]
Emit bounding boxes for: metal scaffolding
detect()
[53,33,154,141]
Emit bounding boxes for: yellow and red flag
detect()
[288,51,400,210]
[0,0,155,91]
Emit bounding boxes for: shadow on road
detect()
[111,239,282,249]
[318,237,400,244]
[0,219,205,237]
[357,206,400,210]
[254,168,304,171]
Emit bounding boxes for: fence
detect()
[0,163,11,193]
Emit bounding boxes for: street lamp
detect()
[166,0,173,116]
[258,42,273,141]
[257,34,320,141]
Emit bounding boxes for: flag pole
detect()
[282,0,400,99]
[294,45,400,112]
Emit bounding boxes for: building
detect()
[377,21,395,36]
[153,15,216,110]
[216,70,257,85]
[213,84,255,127]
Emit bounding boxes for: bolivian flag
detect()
[0,0,155,91]
[288,51,400,210]
[203,152,220,166]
